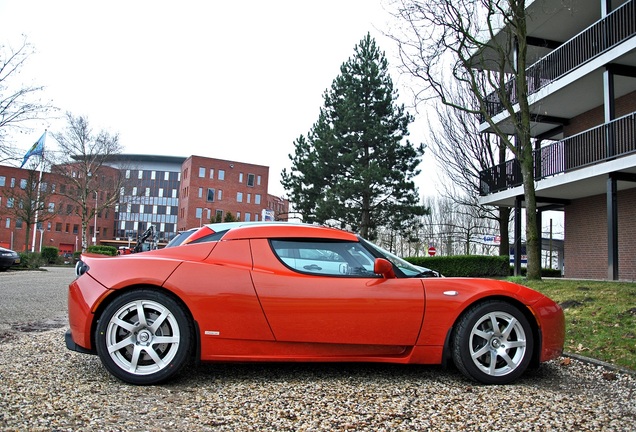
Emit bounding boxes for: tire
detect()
[95,289,193,385]
[452,300,534,385]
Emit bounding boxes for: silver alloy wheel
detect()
[468,311,527,377]
[105,299,181,376]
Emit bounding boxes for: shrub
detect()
[86,245,118,256]
[17,252,46,269]
[41,246,59,264]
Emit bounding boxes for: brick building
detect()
[477,0,636,280]
[0,164,117,254]
[0,154,289,253]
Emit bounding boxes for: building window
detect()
[138,170,143,179]
[164,172,170,181]
[132,187,138,195]
[239,172,244,183]
[20,179,27,189]
[215,209,223,221]
[217,189,223,201]
[16,219,23,229]
[199,167,205,177]
[247,193,251,204]
[151,171,156,180]
[245,213,251,222]
[247,173,255,187]
[120,187,125,196]
[172,189,177,198]
[10,177,15,187]
[207,188,215,202]
[0,176,5,186]
[145,187,150,197]
[195,208,202,218]
[5,218,9,228]
[55,222,62,231]
[198,187,203,198]
[159,188,164,197]
[73,224,78,234]
[218,170,225,180]
[65,223,70,233]
[48,203,55,213]
[209,168,214,179]
[7,198,14,208]
[236,212,241,221]
[237,192,243,203]
[257,175,261,186]
[255,194,261,205]
[47,222,51,231]
[125,170,131,179]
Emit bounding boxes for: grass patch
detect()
[517,279,636,370]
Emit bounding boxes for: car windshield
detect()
[361,238,436,277]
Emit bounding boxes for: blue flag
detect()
[20,131,46,168]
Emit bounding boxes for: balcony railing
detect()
[480,112,636,195]
[484,0,635,119]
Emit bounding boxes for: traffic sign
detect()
[428,246,437,256]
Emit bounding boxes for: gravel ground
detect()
[0,268,635,431]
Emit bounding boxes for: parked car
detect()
[66,222,564,385]
[0,247,20,271]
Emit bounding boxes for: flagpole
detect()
[30,131,47,252]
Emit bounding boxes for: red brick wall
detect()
[565,188,636,280]
[565,91,636,136]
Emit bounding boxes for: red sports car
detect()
[66,222,564,385]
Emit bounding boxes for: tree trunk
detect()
[498,206,510,256]
[520,153,542,280]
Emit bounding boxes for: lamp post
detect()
[199,208,209,227]
[93,191,98,245]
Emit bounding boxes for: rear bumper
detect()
[67,275,111,352]
[65,329,95,354]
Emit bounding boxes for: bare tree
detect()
[50,113,124,251]
[421,195,501,257]
[427,84,511,256]
[0,38,55,163]
[386,0,543,279]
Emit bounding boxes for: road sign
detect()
[428,246,437,256]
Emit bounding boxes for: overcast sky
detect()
[0,0,437,196]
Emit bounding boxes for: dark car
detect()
[0,247,20,271]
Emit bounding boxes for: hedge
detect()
[405,255,563,278]
[405,255,510,277]
[86,245,118,256]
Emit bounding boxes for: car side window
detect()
[270,239,378,277]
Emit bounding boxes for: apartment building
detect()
[478,0,635,280]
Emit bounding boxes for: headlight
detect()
[75,260,89,277]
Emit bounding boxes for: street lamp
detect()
[93,191,98,245]
[199,208,209,227]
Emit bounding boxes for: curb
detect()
[563,351,636,376]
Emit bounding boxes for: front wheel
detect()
[95,289,193,385]
[452,300,534,385]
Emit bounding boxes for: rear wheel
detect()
[95,290,193,385]
[452,300,533,385]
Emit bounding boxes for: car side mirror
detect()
[374,258,396,278]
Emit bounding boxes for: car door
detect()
[250,238,425,348]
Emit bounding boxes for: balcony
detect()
[480,112,636,195]
[483,0,635,120]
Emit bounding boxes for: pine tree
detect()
[282,33,426,239]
